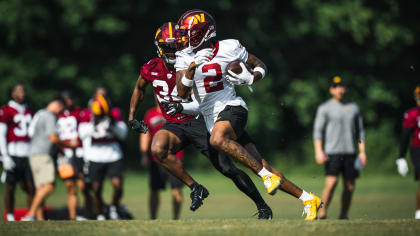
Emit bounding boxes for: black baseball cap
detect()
[331,76,344,87]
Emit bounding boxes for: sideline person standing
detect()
[22,97,78,221]
[313,76,367,219]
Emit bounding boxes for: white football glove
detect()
[2,155,15,171]
[194,48,213,66]
[396,158,408,177]
[227,62,254,86]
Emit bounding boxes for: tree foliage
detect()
[1,0,419,168]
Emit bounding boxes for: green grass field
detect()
[1,170,419,235]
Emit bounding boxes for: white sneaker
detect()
[21,216,35,221]
[76,216,88,221]
[109,205,119,220]
[6,213,15,222]
[96,214,106,221]
[415,210,420,220]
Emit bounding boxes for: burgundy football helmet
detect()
[154,22,177,64]
[175,9,216,50]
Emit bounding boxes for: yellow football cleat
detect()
[262,174,282,195]
[302,192,323,221]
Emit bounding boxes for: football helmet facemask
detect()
[155,22,177,64]
[175,9,216,51]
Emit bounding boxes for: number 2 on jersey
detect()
[202,63,224,93]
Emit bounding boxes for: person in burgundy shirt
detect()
[128,22,272,219]
[397,84,420,219]
[57,91,93,220]
[0,83,34,221]
[140,103,184,219]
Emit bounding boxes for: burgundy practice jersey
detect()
[57,107,85,157]
[403,107,420,148]
[140,57,194,123]
[0,101,33,157]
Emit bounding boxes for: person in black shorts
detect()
[313,76,367,219]
[396,84,420,219]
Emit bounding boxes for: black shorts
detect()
[86,159,123,182]
[161,115,210,155]
[324,154,359,179]
[2,156,33,185]
[410,147,420,180]
[216,105,248,139]
[149,159,183,191]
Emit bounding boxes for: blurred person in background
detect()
[22,97,79,221]
[396,84,420,219]
[56,91,93,220]
[313,76,367,219]
[0,83,34,221]
[140,102,184,220]
[79,93,128,220]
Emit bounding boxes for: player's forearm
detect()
[314,140,324,154]
[129,87,144,121]
[176,69,193,98]
[140,132,150,152]
[246,54,267,83]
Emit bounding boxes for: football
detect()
[226,60,252,75]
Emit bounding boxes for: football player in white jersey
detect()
[174,9,321,220]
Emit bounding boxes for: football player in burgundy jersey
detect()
[0,83,34,221]
[175,10,321,220]
[57,91,93,220]
[79,93,128,220]
[128,22,273,219]
[397,84,420,219]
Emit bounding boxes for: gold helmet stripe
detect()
[155,28,161,40]
[168,22,173,39]
[96,95,109,115]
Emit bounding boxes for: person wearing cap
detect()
[313,76,367,219]
[78,93,127,220]
[396,84,420,219]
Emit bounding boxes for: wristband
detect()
[253,67,266,79]
[181,75,194,87]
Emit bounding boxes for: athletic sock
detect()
[415,209,420,220]
[299,190,314,202]
[6,213,15,221]
[257,167,272,178]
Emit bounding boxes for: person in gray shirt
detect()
[22,97,78,221]
[313,76,367,219]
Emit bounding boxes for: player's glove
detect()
[161,101,184,117]
[128,119,148,134]
[226,62,254,86]
[194,48,213,66]
[396,158,408,177]
[2,155,15,171]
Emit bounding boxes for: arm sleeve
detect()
[0,123,8,156]
[112,121,128,141]
[44,113,58,136]
[181,95,201,115]
[356,108,366,142]
[313,105,327,141]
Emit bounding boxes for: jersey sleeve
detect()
[225,39,249,63]
[313,104,327,141]
[403,109,417,129]
[175,49,194,71]
[140,61,152,83]
[0,106,9,124]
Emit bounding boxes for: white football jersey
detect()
[175,39,248,132]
